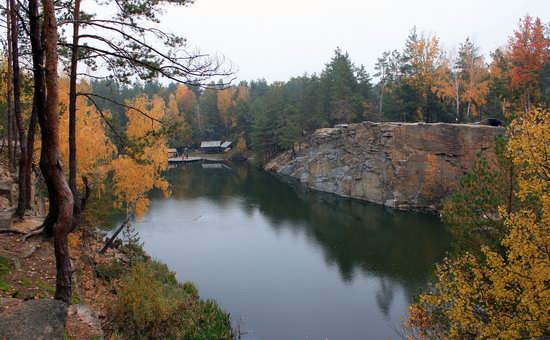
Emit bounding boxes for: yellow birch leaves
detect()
[111,95,170,218]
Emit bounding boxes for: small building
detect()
[200,140,233,154]
[167,148,179,158]
[221,141,233,152]
[200,141,223,153]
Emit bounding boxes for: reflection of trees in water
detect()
[376,278,395,318]
[163,163,450,305]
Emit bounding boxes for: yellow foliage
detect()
[506,107,549,201]
[174,84,197,114]
[68,232,80,251]
[111,95,170,218]
[236,83,250,102]
[217,87,237,134]
[235,137,247,154]
[165,93,192,144]
[403,31,441,121]
[405,107,550,338]
[57,78,117,190]
[432,59,459,109]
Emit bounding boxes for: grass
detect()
[0,279,10,292]
[109,260,233,339]
[37,281,56,295]
[0,256,9,276]
[0,256,10,292]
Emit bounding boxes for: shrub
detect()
[95,260,127,282]
[109,260,232,339]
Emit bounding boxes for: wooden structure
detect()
[200,141,222,153]
[168,156,202,164]
[167,148,179,158]
[200,140,232,153]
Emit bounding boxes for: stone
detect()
[265,122,505,212]
[68,304,104,339]
[0,179,15,204]
[0,298,68,340]
[0,208,14,232]
[0,196,11,210]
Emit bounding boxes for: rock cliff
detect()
[265,122,505,212]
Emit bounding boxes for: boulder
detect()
[0,179,15,204]
[0,298,67,340]
[0,208,14,232]
[0,196,10,210]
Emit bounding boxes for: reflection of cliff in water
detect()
[162,162,450,304]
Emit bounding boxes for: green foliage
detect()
[96,260,128,282]
[119,222,147,264]
[0,256,10,292]
[442,136,517,256]
[0,256,9,276]
[109,260,232,339]
[0,279,10,292]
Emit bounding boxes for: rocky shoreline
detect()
[265,121,505,212]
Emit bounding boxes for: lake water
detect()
[129,162,450,339]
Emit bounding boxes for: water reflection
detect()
[138,162,450,339]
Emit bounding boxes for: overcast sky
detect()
[140,0,550,83]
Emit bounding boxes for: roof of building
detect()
[221,141,232,148]
[167,148,178,153]
[200,141,222,148]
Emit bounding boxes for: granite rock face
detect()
[265,122,505,212]
[0,298,68,340]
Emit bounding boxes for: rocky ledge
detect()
[265,121,505,212]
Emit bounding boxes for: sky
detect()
[96,0,550,84]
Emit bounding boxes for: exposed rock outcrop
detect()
[265,121,505,212]
[0,298,68,340]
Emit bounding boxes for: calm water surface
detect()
[128,162,450,339]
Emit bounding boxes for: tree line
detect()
[88,15,549,162]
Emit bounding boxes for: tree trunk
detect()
[9,0,28,219]
[37,0,74,303]
[12,115,18,166]
[68,0,81,228]
[379,80,385,116]
[28,0,56,234]
[25,104,37,210]
[466,99,471,122]
[5,0,13,172]
[454,77,460,122]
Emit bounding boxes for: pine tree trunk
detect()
[12,115,17,166]
[68,0,81,228]
[466,99,471,122]
[39,0,74,303]
[10,0,28,218]
[379,69,385,116]
[5,0,13,172]
[24,104,37,210]
[455,78,460,122]
[28,0,56,233]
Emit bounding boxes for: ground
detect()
[0,227,128,339]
